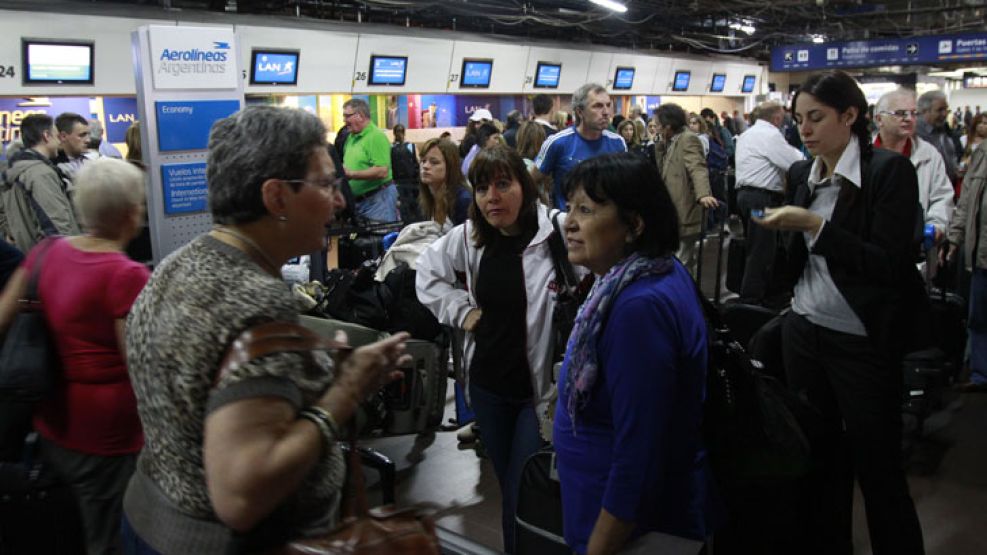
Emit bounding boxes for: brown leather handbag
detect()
[219,321,441,555]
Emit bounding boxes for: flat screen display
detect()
[460,59,493,88]
[369,55,408,86]
[613,67,635,90]
[672,70,691,92]
[250,49,299,85]
[534,62,562,89]
[742,75,757,93]
[710,73,726,92]
[22,39,94,85]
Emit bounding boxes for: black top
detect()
[470,231,535,399]
[0,239,23,290]
[783,147,931,357]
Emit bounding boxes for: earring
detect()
[278,215,288,222]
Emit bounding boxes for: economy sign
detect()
[771,32,987,72]
[149,26,238,90]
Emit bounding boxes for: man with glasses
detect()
[340,98,398,223]
[917,90,961,184]
[875,88,954,245]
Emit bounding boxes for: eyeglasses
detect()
[342,111,359,120]
[880,110,918,120]
[282,178,340,192]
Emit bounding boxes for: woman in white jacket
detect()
[416,145,563,554]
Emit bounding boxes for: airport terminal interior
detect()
[0,0,986,554]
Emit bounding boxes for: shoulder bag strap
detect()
[14,176,59,238]
[547,209,578,290]
[22,236,58,305]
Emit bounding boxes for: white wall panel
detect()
[238,25,358,94]
[586,52,613,88]
[447,41,529,94]
[352,34,453,94]
[522,47,592,94]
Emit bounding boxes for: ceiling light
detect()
[589,0,628,14]
[811,35,826,44]
[729,20,756,35]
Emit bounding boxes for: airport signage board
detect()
[103,97,138,143]
[155,99,240,152]
[149,26,238,90]
[772,32,987,72]
[161,162,208,214]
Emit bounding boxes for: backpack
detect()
[390,142,419,182]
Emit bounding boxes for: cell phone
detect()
[750,208,765,219]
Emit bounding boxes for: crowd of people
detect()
[0,68,984,555]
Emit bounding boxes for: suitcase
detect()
[0,434,85,555]
[515,448,569,555]
[383,339,448,435]
[719,303,779,351]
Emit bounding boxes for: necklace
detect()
[212,225,281,277]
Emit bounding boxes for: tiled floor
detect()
[364,383,987,555]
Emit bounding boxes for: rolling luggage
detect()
[382,339,448,436]
[719,303,779,350]
[514,448,569,555]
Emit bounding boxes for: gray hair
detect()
[4,139,23,160]
[572,82,607,125]
[207,105,327,225]
[88,118,104,138]
[343,98,370,118]
[73,158,145,235]
[917,90,946,114]
[757,101,784,122]
[876,88,916,115]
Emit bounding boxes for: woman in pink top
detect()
[0,158,150,554]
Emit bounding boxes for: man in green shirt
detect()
[342,98,399,222]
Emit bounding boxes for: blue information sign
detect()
[155,99,240,152]
[369,56,408,86]
[461,60,493,87]
[772,32,987,72]
[103,97,138,143]
[252,51,299,85]
[613,68,635,90]
[672,71,691,92]
[161,162,209,214]
[535,63,561,88]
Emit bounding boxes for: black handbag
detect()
[0,238,60,455]
[546,212,591,363]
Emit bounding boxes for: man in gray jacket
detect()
[2,113,81,252]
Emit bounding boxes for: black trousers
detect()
[736,187,783,301]
[781,312,924,555]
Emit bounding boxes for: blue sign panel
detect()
[772,32,987,72]
[742,75,757,93]
[251,51,299,85]
[461,60,493,88]
[613,68,635,90]
[673,71,691,92]
[103,97,138,143]
[161,162,208,214]
[155,99,240,152]
[0,97,91,160]
[710,74,726,93]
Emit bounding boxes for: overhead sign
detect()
[161,162,208,214]
[149,26,238,89]
[103,97,138,143]
[155,99,241,151]
[772,32,987,72]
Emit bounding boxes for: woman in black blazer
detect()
[755,71,927,555]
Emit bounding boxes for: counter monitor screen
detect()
[534,62,562,89]
[23,39,94,85]
[742,75,757,93]
[250,49,299,85]
[369,55,408,86]
[613,67,635,90]
[461,59,493,88]
[710,73,726,93]
[672,70,691,92]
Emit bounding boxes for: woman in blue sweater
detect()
[553,152,720,555]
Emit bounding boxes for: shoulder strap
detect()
[23,236,58,304]
[14,176,59,237]
[547,209,578,290]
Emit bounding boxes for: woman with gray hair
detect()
[120,105,411,554]
[0,157,151,554]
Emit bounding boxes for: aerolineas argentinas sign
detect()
[149,26,238,90]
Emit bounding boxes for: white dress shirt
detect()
[735,119,805,193]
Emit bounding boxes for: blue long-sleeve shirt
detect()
[553,261,719,554]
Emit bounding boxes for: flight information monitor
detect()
[742,75,757,93]
[23,39,94,85]
[613,67,635,90]
[672,70,691,92]
[369,55,408,86]
[534,62,562,89]
[250,49,299,85]
[710,73,726,92]
[460,59,493,88]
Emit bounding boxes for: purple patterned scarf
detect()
[564,252,674,425]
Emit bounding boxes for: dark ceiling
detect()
[55,0,987,60]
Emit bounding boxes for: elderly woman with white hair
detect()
[0,157,151,554]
